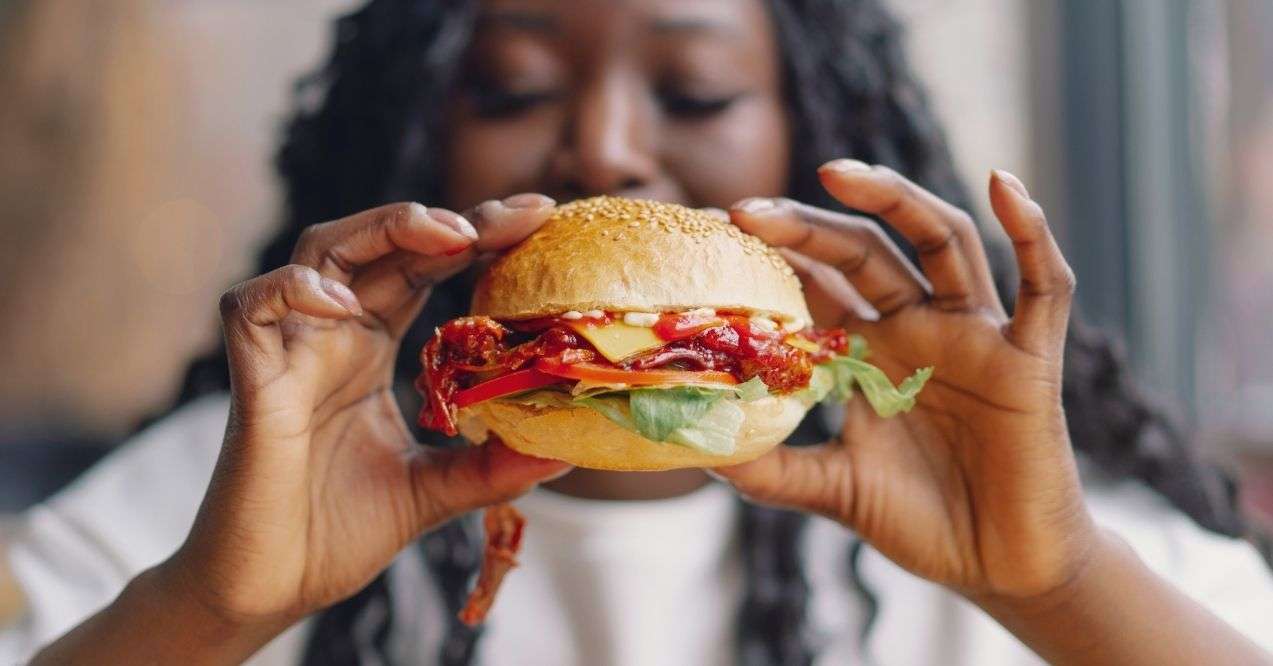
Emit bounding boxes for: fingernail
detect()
[736,197,777,215]
[426,207,479,240]
[994,169,1030,199]
[853,305,881,323]
[502,193,555,209]
[819,158,873,174]
[319,277,363,316]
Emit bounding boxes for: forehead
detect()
[474,0,770,43]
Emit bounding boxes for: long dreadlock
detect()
[164,1,1243,663]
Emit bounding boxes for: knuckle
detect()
[948,209,977,235]
[862,223,893,246]
[930,292,974,311]
[294,224,323,251]
[890,178,920,205]
[218,287,244,319]
[833,246,871,275]
[1059,265,1078,294]
[1024,200,1049,223]
[917,228,957,255]
[278,263,315,286]
[1020,201,1050,235]
[873,165,904,188]
[383,201,425,231]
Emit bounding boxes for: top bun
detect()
[471,196,811,324]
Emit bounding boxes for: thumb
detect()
[408,439,572,529]
[712,445,854,524]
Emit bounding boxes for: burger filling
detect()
[417,310,931,455]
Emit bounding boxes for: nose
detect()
[551,74,659,199]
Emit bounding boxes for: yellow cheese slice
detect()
[784,335,821,354]
[568,320,664,363]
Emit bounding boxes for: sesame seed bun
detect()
[461,196,815,470]
[456,394,809,471]
[471,196,812,326]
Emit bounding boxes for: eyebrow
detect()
[477,10,559,33]
[648,16,741,38]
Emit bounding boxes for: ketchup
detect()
[625,313,813,392]
[651,312,722,341]
[418,317,595,435]
[418,312,850,435]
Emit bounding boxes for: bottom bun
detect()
[457,395,810,471]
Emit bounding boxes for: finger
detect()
[988,170,1076,356]
[732,196,926,316]
[410,439,572,527]
[463,193,557,252]
[345,251,471,338]
[352,194,558,336]
[219,264,362,380]
[818,160,1003,315]
[293,202,478,280]
[712,445,852,523]
[777,248,880,324]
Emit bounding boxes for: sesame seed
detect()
[543,195,801,289]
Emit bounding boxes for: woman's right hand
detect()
[166,195,569,637]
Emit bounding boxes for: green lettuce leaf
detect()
[733,376,769,402]
[796,365,834,405]
[573,395,637,431]
[503,386,745,456]
[795,336,931,416]
[665,398,744,455]
[628,387,727,441]
[848,333,869,360]
[825,357,858,402]
[833,357,932,417]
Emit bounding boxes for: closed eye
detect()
[658,90,744,119]
[467,84,564,119]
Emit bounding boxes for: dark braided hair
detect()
[158,0,1244,663]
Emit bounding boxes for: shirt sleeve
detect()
[1086,477,1273,652]
[0,395,229,662]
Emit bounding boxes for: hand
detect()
[714,161,1094,602]
[169,194,571,632]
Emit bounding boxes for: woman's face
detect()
[444,0,789,210]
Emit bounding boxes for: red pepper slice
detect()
[452,368,569,409]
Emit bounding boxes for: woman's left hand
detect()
[713,161,1092,602]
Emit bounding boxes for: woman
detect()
[5,0,1272,664]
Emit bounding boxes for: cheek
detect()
[443,116,560,210]
[661,98,790,207]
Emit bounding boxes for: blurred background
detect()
[1,0,1272,618]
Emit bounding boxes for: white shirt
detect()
[2,394,1272,665]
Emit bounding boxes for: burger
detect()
[416,196,931,625]
[416,195,930,470]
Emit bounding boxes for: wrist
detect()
[32,557,294,666]
[142,555,294,660]
[969,528,1133,661]
[970,527,1122,616]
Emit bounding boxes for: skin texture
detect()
[446,0,789,499]
[31,1,1271,664]
[715,166,1088,597]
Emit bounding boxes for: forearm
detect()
[32,560,289,666]
[975,529,1271,665]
